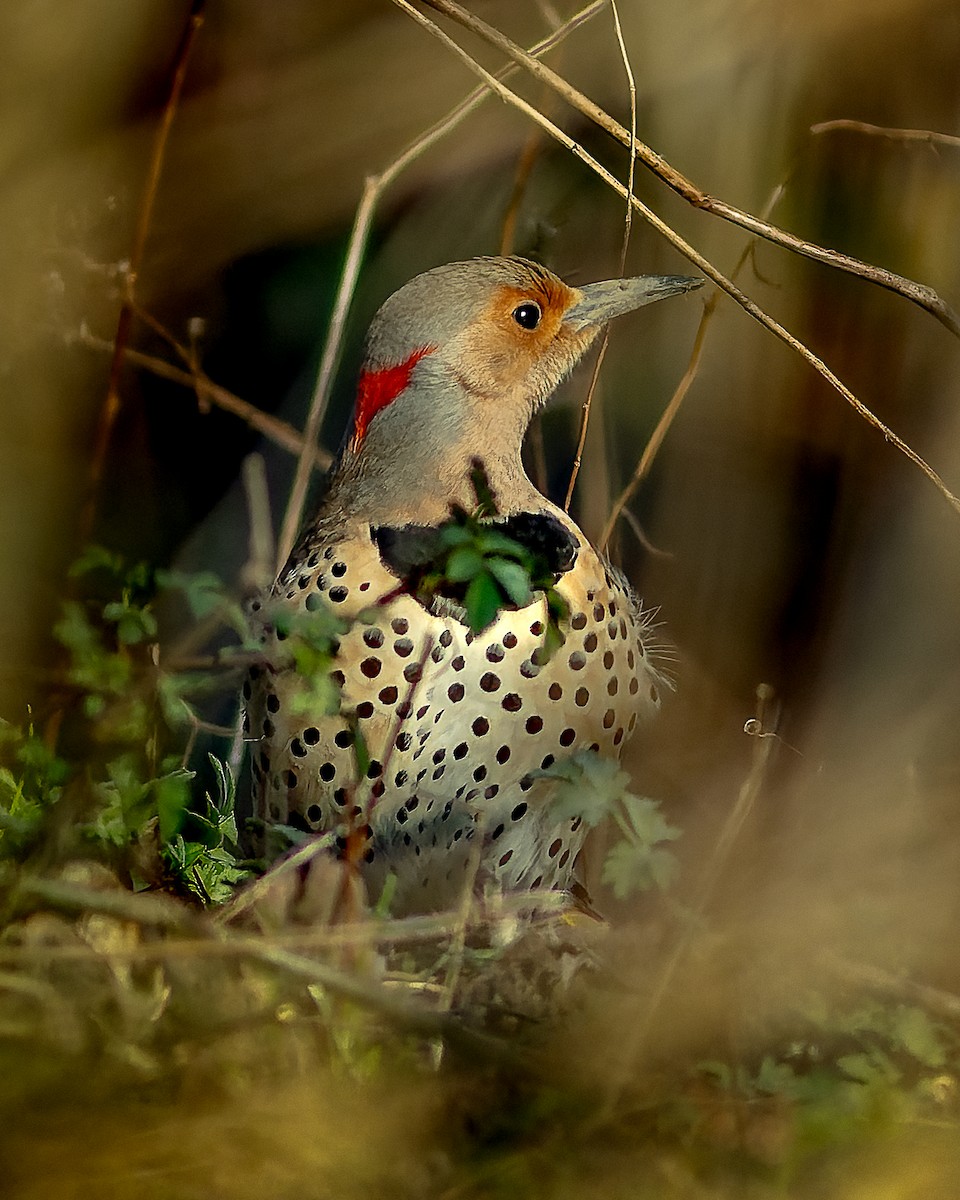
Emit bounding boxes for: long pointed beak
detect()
[564,274,703,331]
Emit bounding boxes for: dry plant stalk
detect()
[596,685,781,1121]
[399,0,960,517]
[564,0,637,514]
[77,327,329,468]
[600,162,798,548]
[421,0,960,337]
[812,119,960,149]
[84,0,207,539]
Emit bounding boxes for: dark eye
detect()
[512,302,541,330]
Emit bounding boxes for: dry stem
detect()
[83,0,206,538]
[812,119,960,150]
[564,0,637,514]
[421,0,960,338]
[400,0,960,517]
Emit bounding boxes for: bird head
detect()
[348,256,701,454]
[332,256,701,521]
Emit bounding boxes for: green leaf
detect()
[601,841,678,899]
[437,523,474,550]
[68,544,126,579]
[445,546,484,583]
[837,1051,897,1086]
[486,557,532,607]
[464,571,503,632]
[153,770,193,843]
[891,1005,947,1069]
[475,529,529,559]
[156,568,228,619]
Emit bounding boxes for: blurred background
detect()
[1,0,960,1148]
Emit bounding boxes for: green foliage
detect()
[86,755,193,849]
[1,546,252,906]
[542,751,680,898]
[384,460,570,651]
[270,598,345,718]
[162,755,249,903]
[0,714,69,855]
[695,992,959,1171]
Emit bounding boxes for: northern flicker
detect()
[246,256,701,914]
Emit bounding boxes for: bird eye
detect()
[512,302,542,330]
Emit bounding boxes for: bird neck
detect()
[329,376,543,526]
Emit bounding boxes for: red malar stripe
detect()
[352,344,435,446]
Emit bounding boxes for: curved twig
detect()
[420,0,960,338]
[397,0,960,516]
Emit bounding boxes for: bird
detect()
[246,255,701,915]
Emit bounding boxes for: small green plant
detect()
[267,597,345,718]
[543,750,680,898]
[373,459,571,653]
[0,712,70,857]
[0,546,254,904]
[163,755,249,903]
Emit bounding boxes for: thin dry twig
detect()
[564,0,637,513]
[812,119,960,150]
[273,0,607,571]
[83,0,206,538]
[600,147,814,547]
[399,0,960,517]
[420,0,960,339]
[1,889,566,961]
[597,684,780,1122]
[76,328,330,468]
[240,454,276,595]
[599,302,710,551]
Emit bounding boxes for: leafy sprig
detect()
[375,459,571,652]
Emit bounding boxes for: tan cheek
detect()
[458,323,532,392]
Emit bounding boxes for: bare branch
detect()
[564,0,638,514]
[399,0,960,516]
[421,0,960,338]
[812,119,960,150]
[83,0,207,538]
[76,328,329,468]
